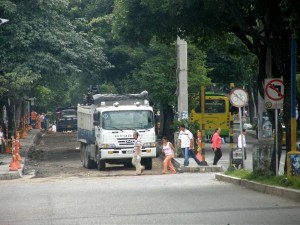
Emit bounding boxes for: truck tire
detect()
[84,147,94,169]
[97,160,106,171]
[124,162,134,168]
[142,158,152,170]
[96,148,106,170]
[80,143,85,168]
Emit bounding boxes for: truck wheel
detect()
[124,162,134,168]
[80,143,86,168]
[142,158,152,170]
[97,160,106,171]
[84,148,93,169]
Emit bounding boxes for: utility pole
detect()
[176,37,188,120]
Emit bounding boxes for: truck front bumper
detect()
[100,147,156,159]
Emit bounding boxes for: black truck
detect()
[55,106,77,132]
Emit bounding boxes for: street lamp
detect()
[0,18,9,25]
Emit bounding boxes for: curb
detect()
[171,158,223,173]
[21,131,42,178]
[0,169,22,180]
[215,173,300,202]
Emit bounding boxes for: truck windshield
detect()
[102,110,154,130]
[61,109,77,116]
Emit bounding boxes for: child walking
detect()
[162,136,177,174]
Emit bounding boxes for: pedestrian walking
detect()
[132,131,145,175]
[211,128,222,165]
[30,109,37,129]
[41,113,47,130]
[0,126,6,154]
[238,128,247,160]
[177,124,202,166]
[162,136,177,174]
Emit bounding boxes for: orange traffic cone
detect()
[15,148,22,170]
[9,155,19,171]
[16,132,22,149]
[5,144,11,154]
[196,130,203,161]
[9,138,19,171]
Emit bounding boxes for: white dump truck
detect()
[77,91,156,170]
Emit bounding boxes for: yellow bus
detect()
[190,92,232,141]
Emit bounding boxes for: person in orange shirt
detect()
[31,109,37,129]
[211,128,222,165]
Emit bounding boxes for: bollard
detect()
[196,130,203,161]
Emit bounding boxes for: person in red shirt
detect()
[211,128,222,165]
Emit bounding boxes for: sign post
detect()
[264,78,284,176]
[229,88,249,169]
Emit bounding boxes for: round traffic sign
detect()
[229,88,248,107]
[265,79,284,101]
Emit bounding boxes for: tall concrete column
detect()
[176,37,188,120]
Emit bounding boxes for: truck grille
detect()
[117,138,135,146]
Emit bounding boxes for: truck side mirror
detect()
[93,112,99,126]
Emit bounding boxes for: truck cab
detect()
[56,107,77,132]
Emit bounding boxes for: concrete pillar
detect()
[253,139,274,175]
[176,37,188,120]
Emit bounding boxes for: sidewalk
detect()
[0,129,41,180]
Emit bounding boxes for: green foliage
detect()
[0,0,110,112]
[225,169,300,190]
[100,83,118,94]
[170,119,200,138]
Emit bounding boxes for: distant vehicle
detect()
[56,107,77,132]
[190,92,233,140]
[243,123,253,130]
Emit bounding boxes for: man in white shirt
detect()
[238,129,247,160]
[132,131,145,175]
[177,124,201,166]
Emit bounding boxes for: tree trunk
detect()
[161,104,174,142]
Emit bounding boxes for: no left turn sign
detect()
[264,78,284,109]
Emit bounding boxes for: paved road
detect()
[0,173,299,225]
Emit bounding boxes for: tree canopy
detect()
[0,0,111,126]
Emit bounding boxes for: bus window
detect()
[205,100,225,113]
[194,100,226,113]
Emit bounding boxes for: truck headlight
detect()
[143,142,156,147]
[99,144,116,148]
